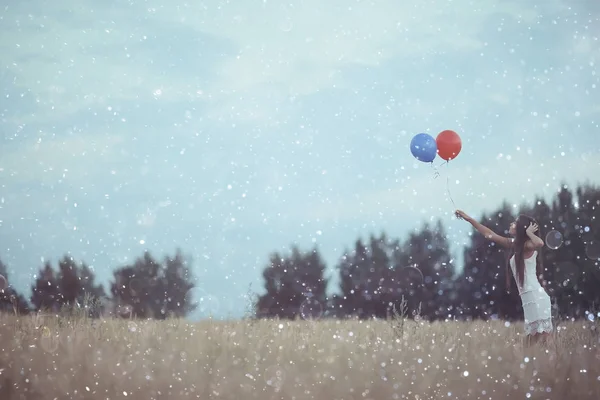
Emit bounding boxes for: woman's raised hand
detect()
[526,222,539,234]
[455,209,471,221]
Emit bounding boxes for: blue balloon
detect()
[410,133,437,163]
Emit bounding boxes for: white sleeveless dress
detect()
[509,251,553,335]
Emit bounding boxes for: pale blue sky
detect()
[1,0,599,319]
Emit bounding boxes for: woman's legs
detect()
[525,333,535,347]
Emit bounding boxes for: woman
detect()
[455,210,553,345]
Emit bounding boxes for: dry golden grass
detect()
[1,313,599,400]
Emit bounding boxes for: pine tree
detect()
[31,261,62,313]
[393,221,454,321]
[30,255,105,315]
[0,259,30,315]
[256,245,328,319]
[110,249,196,319]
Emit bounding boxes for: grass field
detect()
[1,313,599,400]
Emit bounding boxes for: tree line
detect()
[0,250,194,319]
[1,182,599,322]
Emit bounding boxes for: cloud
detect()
[178,0,542,121]
[0,134,124,184]
[192,1,534,87]
[1,0,544,124]
[1,2,232,124]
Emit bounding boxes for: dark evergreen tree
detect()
[56,255,106,310]
[256,245,328,319]
[30,255,105,315]
[30,261,62,313]
[548,184,600,318]
[575,184,600,313]
[0,259,30,315]
[336,235,396,319]
[393,221,454,320]
[110,249,196,319]
[160,250,196,318]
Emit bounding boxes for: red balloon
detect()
[436,130,462,161]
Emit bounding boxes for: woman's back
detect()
[509,251,541,294]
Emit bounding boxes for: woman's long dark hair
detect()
[505,214,544,291]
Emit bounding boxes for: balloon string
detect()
[445,161,457,210]
[431,162,440,179]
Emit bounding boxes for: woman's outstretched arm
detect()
[455,210,513,249]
